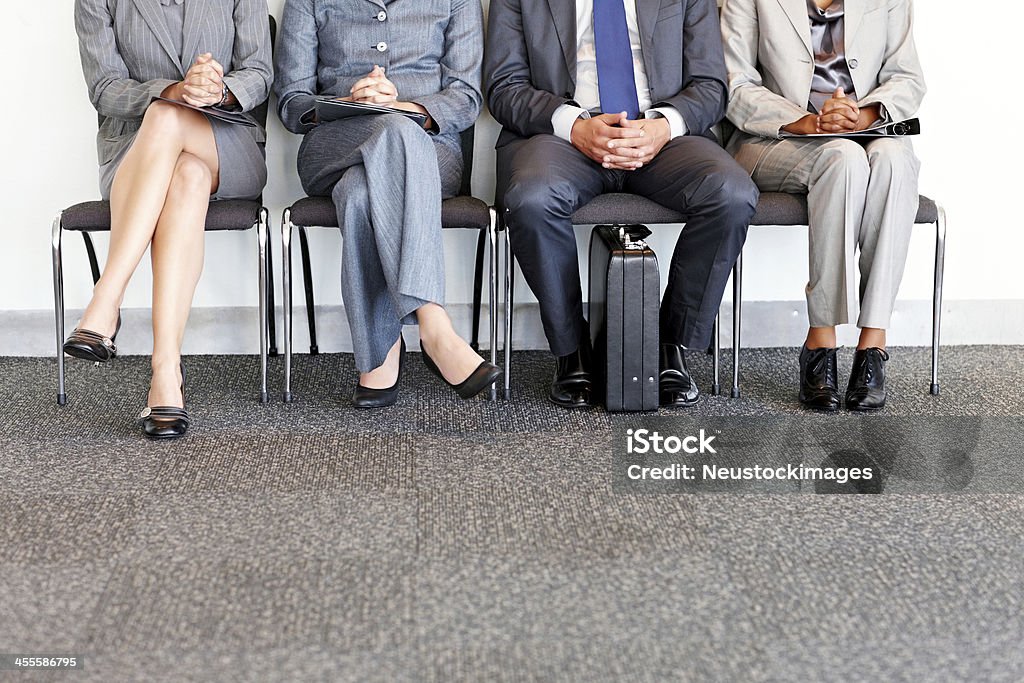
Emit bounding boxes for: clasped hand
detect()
[784,88,880,135]
[571,112,671,170]
[346,65,398,105]
[181,53,225,107]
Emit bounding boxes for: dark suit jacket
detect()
[484,0,728,148]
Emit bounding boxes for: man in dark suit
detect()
[486,0,758,409]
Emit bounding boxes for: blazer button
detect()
[376,41,388,52]
[849,58,859,69]
[377,10,387,21]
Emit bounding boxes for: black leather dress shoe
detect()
[845,347,890,411]
[659,343,699,408]
[549,348,592,409]
[64,312,122,362]
[353,337,405,409]
[421,341,502,400]
[140,362,189,440]
[798,345,841,412]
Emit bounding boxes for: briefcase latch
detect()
[618,226,649,251]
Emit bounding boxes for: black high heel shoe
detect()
[421,342,502,400]
[353,336,405,409]
[64,312,122,362]
[140,362,190,440]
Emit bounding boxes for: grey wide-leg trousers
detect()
[297,115,462,372]
[731,134,920,329]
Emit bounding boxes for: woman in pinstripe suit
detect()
[67,0,273,438]
[276,0,501,408]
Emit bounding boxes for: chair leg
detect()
[503,211,514,400]
[297,226,319,355]
[471,227,486,352]
[257,208,269,404]
[712,314,721,396]
[265,221,278,357]
[81,232,101,285]
[282,209,295,403]
[931,205,947,396]
[731,252,743,399]
[488,208,499,401]
[52,214,67,406]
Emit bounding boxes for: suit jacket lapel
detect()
[130,0,185,75]
[777,0,813,59]
[843,1,863,48]
[546,0,577,88]
[634,0,659,65]
[180,0,207,71]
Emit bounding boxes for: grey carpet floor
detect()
[1,347,1023,682]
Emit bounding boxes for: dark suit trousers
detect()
[497,134,758,356]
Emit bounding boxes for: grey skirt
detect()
[99,117,267,201]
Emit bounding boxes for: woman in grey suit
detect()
[721,0,926,412]
[68,0,272,438]
[276,0,501,408]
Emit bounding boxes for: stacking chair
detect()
[51,16,278,406]
[499,195,732,400]
[500,192,946,400]
[734,193,947,397]
[280,126,499,402]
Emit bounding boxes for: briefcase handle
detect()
[616,224,652,249]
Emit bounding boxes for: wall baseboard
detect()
[5,299,1023,357]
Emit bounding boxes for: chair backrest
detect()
[458,126,475,198]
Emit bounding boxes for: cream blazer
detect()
[721,0,926,139]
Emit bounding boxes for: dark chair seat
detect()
[60,199,264,232]
[288,194,492,231]
[570,192,939,227]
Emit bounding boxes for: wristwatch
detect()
[219,84,230,107]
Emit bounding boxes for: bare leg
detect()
[148,153,216,408]
[77,102,220,336]
[857,327,886,351]
[417,303,489,384]
[806,326,837,349]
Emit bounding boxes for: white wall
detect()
[2,2,1022,351]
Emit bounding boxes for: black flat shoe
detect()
[421,343,502,400]
[353,336,405,409]
[846,347,889,412]
[799,345,841,412]
[549,347,592,409]
[660,343,699,408]
[64,312,122,362]
[140,362,189,440]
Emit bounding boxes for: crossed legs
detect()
[77,101,219,407]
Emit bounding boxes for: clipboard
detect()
[314,97,428,128]
[153,97,256,127]
[782,118,920,138]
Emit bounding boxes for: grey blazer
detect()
[721,0,926,139]
[484,0,729,148]
[274,0,483,140]
[75,0,273,166]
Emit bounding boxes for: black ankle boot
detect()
[845,347,889,411]
[798,345,840,412]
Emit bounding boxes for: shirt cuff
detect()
[552,103,590,142]
[646,107,687,139]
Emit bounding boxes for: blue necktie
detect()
[593,0,640,119]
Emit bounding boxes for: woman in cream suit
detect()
[69,0,272,438]
[275,0,501,408]
[721,0,925,412]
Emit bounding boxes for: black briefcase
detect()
[588,224,660,412]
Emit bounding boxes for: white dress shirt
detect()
[551,0,688,141]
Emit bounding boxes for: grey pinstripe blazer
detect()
[274,0,483,140]
[74,0,273,165]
